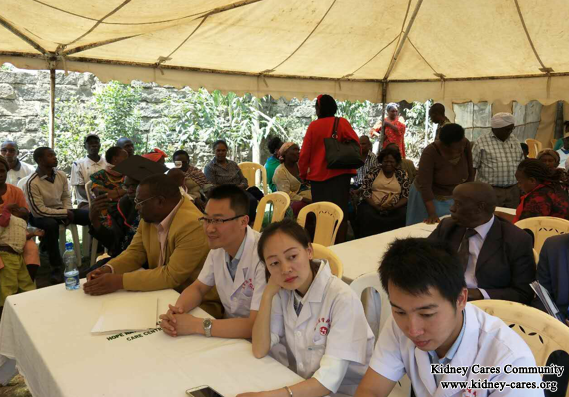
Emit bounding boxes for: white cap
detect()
[491,113,515,128]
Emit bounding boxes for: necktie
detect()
[458,229,477,272]
[293,295,303,316]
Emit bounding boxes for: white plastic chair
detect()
[312,243,343,279]
[238,162,268,195]
[85,180,99,267]
[515,216,569,254]
[350,272,412,397]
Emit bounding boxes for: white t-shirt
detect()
[7,161,35,186]
[70,156,107,204]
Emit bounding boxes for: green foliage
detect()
[336,100,378,136]
[403,100,433,162]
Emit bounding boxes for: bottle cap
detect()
[65,242,73,250]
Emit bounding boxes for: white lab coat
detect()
[370,303,544,397]
[270,261,375,396]
[198,226,266,319]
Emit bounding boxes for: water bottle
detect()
[63,243,80,290]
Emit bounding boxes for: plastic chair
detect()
[312,243,343,279]
[472,300,569,381]
[533,248,539,265]
[85,180,99,267]
[350,272,413,397]
[252,192,290,232]
[525,138,542,159]
[297,202,343,247]
[238,162,268,195]
[58,224,81,265]
[515,216,569,254]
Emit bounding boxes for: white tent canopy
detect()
[1,0,569,106]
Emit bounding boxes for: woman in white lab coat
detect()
[237,220,374,397]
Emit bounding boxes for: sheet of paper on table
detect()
[91,294,158,334]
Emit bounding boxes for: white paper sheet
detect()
[91,294,158,334]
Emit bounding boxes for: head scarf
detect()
[386,103,399,112]
[537,149,560,165]
[142,148,167,162]
[491,113,515,128]
[278,142,295,161]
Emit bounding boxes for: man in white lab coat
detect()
[356,238,545,397]
[160,184,266,339]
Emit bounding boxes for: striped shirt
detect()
[354,152,379,186]
[204,158,248,187]
[185,165,209,187]
[23,169,72,218]
[472,133,524,187]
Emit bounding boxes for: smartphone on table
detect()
[186,386,224,397]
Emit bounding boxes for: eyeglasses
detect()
[198,215,245,225]
[134,196,157,207]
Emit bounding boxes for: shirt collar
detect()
[155,198,183,231]
[36,167,57,180]
[225,231,247,265]
[428,309,466,363]
[10,159,21,171]
[490,133,514,143]
[473,215,494,241]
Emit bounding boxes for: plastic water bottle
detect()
[63,242,80,290]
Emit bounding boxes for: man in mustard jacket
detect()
[84,174,222,318]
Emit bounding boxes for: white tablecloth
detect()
[0,283,302,397]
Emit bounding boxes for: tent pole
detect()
[49,67,55,149]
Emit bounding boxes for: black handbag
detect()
[324,117,364,169]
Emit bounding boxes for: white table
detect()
[0,284,302,397]
[333,207,516,282]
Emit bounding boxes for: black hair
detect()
[139,174,181,201]
[116,137,133,147]
[257,219,320,281]
[267,136,283,155]
[33,147,51,164]
[213,140,228,150]
[378,147,402,164]
[517,158,564,184]
[173,150,190,161]
[379,238,466,308]
[105,146,125,163]
[430,103,445,115]
[520,143,529,156]
[439,123,465,146]
[207,184,249,217]
[84,135,100,145]
[317,94,338,118]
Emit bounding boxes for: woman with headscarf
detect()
[537,149,569,191]
[273,142,312,217]
[370,103,407,158]
[142,148,168,164]
[298,94,360,243]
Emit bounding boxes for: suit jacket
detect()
[108,196,222,318]
[536,234,569,320]
[428,216,535,304]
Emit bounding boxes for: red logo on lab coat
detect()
[463,389,477,397]
[314,318,331,336]
[241,278,254,290]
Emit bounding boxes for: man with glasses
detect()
[84,174,222,318]
[159,184,266,339]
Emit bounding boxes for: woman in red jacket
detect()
[298,94,360,243]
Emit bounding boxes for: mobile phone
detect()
[186,386,224,397]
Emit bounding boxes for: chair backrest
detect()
[252,192,290,232]
[515,216,569,254]
[238,162,268,195]
[472,300,569,375]
[525,138,542,159]
[350,272,392,336]
[85,180,93,207]
[312,243,343,279]
[297,202,343,246]
[533,248,539,265]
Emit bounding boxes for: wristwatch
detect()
[203,318,212,338]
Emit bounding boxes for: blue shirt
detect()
[224,234,247,281]
[428,311,466,387]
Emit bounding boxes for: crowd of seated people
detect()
[2,94,569,397]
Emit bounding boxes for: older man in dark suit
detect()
[537,234,569,322]
[428,181,535,303]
